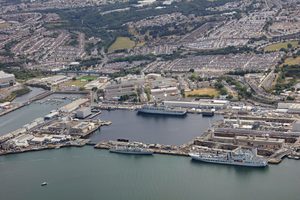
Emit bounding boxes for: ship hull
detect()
[202,112,214,117]
[137,109,187,116]
[190,154,267,167]
[109,149,153,155]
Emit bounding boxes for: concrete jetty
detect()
[94,140,190,156]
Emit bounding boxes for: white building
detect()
[76,107,91,119]
[60,98,89,113]
[163,99,228,109]
[0,71,15,88]
[277,103,300,114]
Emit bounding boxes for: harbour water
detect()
[89,110,222,145]
[0,147,299,200]
[0,93,82,135]
[12,86,45,104]
[1,95,300,200]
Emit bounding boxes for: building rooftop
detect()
[236,136,285,144]
[0,71,15,79]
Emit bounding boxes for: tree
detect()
[79,87,85,91]
[92,87,98,92]
[180,89,185,98]
[214,81,224,90]
[219,87,228,95]
[189,68,195,73]
[227,94,233,100]
[287,96,295,101]
[144,87,151,101]
[189,73,198,82]
[279,48,287,53]
[119,94,130,101]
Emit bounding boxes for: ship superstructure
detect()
[109,145,153,155]
[137,105,187,116]
[189,148,268,167]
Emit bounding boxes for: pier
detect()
[94,141,190,157]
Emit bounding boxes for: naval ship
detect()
[189,148,268,167]
[137,105,187,116]
[109,145,154,155]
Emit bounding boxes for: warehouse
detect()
[163,100,228,109]
[76,107,92,119]
[60,98,89,113]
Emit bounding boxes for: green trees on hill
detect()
[48,0,233,50]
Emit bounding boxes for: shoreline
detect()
[1,91,299,167]
[2,142,299,166]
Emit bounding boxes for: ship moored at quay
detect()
[109,145,154,155]
[137,105,187,116]
[96,140,270,167]
[189,148,268,167]
[2,89,300,168]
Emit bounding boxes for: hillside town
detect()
[1,0,300,171]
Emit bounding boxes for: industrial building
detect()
[0,102,11,109]
[151,87,179,96]
[44,111,59,120]
[104,75,145,100]
[9,134,34,147]
[29,135,71,145]
[70,122,95,135]
[163,100,229,109]
[292,121,300,132]
[195,133,285,150]
[277,102,300,114]
[235,135,284,149]
[76,107,91,119]
[27,75,71,87]
[60,98,89,113]
[3,133,72,148]
[84,77,108,90]
[46,120,96,136]
[0,71,15,88]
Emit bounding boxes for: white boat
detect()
[41,182,48,186]
[189,148,268,167]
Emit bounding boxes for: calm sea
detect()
[0,147,299,200]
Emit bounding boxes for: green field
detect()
[186,88,219,98]
[80,75,97,82]
[264,41,299,52]
[284,56,300,66]
[108,37,135,52]
[61,76,97,88]
[62,80,87,87]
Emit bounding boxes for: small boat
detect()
[41,182,48,186]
